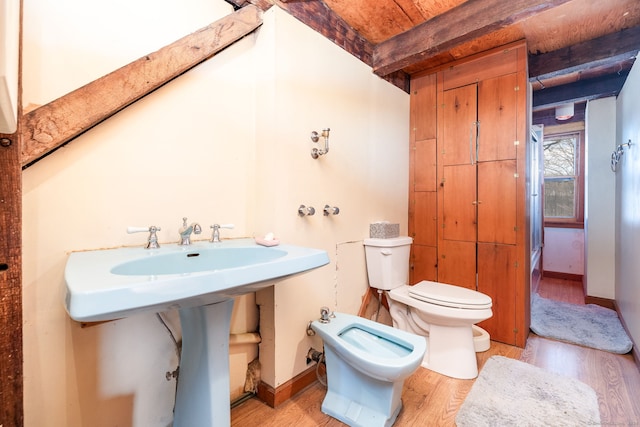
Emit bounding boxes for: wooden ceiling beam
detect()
[272,0,373,65]
[372,0,573,76]
[532,72,629,110]
[22,5,263,167]
[529,26,640,81]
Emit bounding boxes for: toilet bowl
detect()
[311,311,426,427]
[363,237,493,380]
[387,281,492,379]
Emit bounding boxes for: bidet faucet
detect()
[320,306,332,323]
[178,217,201,246]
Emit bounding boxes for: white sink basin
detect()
[65,238,329,322]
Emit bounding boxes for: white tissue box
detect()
[369,223,399,239]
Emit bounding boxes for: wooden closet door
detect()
[477,73,518,161]
[477,160,517,244]
[411,245,438,284]
[477,242,517,344]
[414,139,437,192]
[442,163,476,242]
[442,84,477,166]
[413,191,437,246]
[438,240,476,290]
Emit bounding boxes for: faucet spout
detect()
[179,217,201,245]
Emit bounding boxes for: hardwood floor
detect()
[231,278,640,426]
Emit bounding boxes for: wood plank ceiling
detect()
[239,0,640,117]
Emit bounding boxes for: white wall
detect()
[543,227,584,275]
[585,97,617,299]
[616,59,640,350]
[21,2,409,426]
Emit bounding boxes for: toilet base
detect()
[422,323,479,379]
[472,325,490,352]
[322,390,402,427]
[321,346,404,427]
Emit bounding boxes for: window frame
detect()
[542,130,585,228]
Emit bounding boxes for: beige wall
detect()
[21,2,409,426]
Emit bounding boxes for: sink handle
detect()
[128,226,152,233]
[210,223,235,242]
[127,226,161,249]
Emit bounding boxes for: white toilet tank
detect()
[363,236,412,290]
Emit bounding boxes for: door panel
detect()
[410,245,437,284]
[437,240,476,289]
[442,164,476,242]
[478,73,517,161]
[477,160,517,244]
[442,84,477,166]
[414,139,437,192]
[413,191,437,246]
[411,73,437,141]
[477,243,517,345]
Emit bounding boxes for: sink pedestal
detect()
[173,298,235,426]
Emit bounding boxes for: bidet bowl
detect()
[311,312,426,382]
[65,238,329,322]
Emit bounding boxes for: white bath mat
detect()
[531,293,633,354]
[456,356,601,427]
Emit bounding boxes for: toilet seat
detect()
[408,280,492,310]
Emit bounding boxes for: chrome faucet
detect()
[127,225,162,249]
[178,217,202,245]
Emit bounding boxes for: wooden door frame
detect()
[0,0,23,423]
[0,130,24,427]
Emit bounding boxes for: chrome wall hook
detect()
[611,139,633,172]
[311,128,330,159]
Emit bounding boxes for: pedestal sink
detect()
[64,238,329,426]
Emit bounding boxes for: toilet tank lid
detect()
[363,236,413,247]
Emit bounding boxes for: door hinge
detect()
[514,173,519,178]
[515,261,519,268]
[514,140,520,146]
[514,86,520,91]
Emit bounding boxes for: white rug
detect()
[456,356,601,427]
[531,293,633,354]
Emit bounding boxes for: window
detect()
[543,131,584,226]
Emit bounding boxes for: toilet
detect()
[363,237,492,380]
[310,310,426,427]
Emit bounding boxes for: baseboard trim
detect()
[542,271,584,282]
[256,364,320,408]
[584,295,615,310]
[612,300,640,371]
